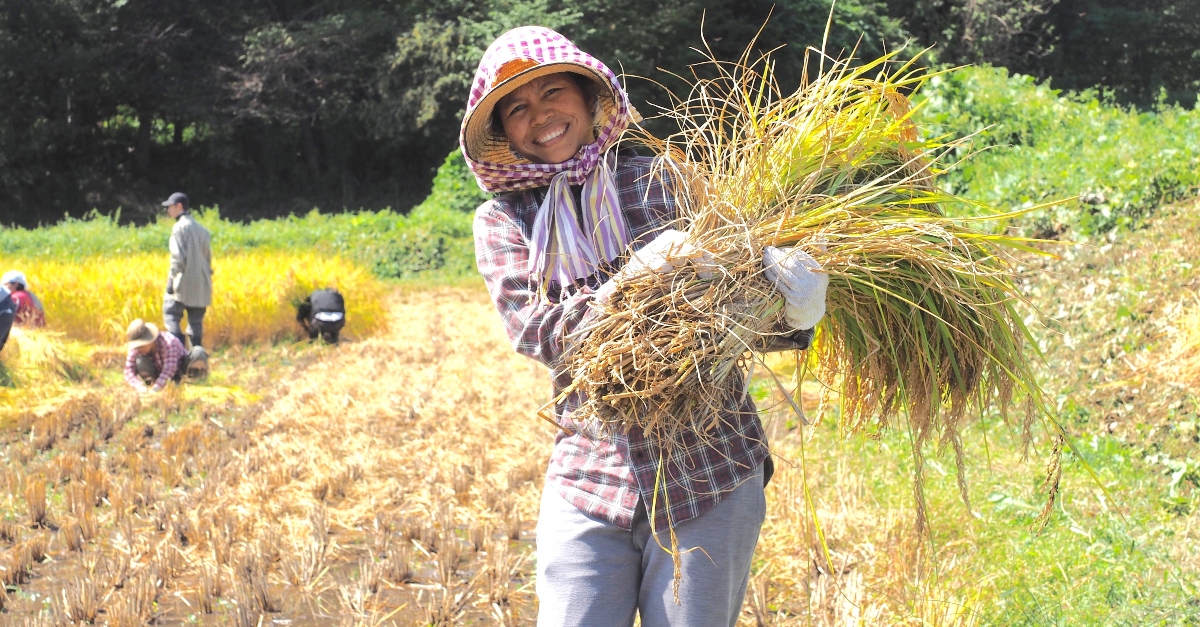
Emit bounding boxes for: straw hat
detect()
[460,27,635,169]
[126,319,160,350]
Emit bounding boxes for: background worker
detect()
[123,318,188,393]
[0,283,14,353]
[2,270,46,327]
[296,288,346,343]
[161,192,212,351]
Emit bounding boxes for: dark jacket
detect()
[297,289,345,323]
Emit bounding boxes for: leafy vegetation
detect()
[3,1,1196,224]
[919,65,1200,234]
[0,151,480,281]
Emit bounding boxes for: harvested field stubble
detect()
[2,283,1192,623]
[0,287,548,624]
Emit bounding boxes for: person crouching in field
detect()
[296,288,346,343]
[2,271,46,328]
[124,318,205,393]
[464,27,827,627]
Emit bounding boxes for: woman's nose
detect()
[529,100,553,126]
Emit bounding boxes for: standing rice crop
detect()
[10,252,389,347]
[564,46,1056,536]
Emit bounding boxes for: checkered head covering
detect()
[460,26,638,293]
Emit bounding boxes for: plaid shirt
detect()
[123,332,186,391]
[474,150,768,531]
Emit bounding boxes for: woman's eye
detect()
[506,104,526,118]
[545,87,562,98]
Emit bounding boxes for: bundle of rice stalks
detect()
[565,46,1053,531]
[0,328,93,388]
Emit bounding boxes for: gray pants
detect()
[164,299,206,348]
[535,465,766,627]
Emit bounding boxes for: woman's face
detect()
[496,73,596,165]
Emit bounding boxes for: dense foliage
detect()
[5,63,1198,281]
[0,0,1194,225]
[920,66,1200,234]
[0,151,479,280]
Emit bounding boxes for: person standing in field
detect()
[464,27,828,627]
[2,270,46,327]
[161,192,212,350]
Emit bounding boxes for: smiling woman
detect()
[493,73,598,165]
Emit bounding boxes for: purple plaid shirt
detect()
[123,332,186,391]
[474,151,768,531]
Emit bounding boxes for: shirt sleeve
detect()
[124,350,142,389]
[169,223,186,282]
[153,340,183,389]
[473,200,601,376]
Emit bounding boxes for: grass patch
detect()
[919,65,1200,235]
[752,392,1199,625]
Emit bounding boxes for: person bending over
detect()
[296,288,346,343]
[1,271,46,327]
[464,27,827,627]
[123,319,190,393]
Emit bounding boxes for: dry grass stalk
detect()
[381,542,413,585]
[54,574,102,624]
[198,562,222,613]
[60,517,85,552]
[563,46,1053,538]
[24,477,48,528]
[0,518,20,544]
[105,575,157,627]
[233,549,277,613]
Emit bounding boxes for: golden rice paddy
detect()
[9,252,388,347]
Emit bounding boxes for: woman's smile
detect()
[498,73,595,164]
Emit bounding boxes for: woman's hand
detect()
[596,230,714,303]
[762,246,828,330]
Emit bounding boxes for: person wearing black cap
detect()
[161,193,212,372]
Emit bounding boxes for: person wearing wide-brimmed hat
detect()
[123,318,189,393]
[465,26,828,627]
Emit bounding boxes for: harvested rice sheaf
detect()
[565,49,1053,530]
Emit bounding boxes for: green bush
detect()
[917,65,1200,234]
[0,149,486,280]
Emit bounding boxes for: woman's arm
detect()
[474,201,601,372]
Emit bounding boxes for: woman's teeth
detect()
[537,126,567,144]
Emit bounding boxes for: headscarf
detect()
[460,26,637,292]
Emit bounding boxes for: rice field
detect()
[0,205,1197,624]
[7,252,389,347]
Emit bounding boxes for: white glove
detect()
[596,229,714,304]
[762,245,828,330]
[624,229,708,275]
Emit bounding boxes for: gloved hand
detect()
[762,245,828,330]
[596,229,714,304]
[624,229,712,275]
